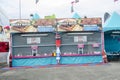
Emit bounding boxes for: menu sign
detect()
[74,36,87,42]
[27,37,40,44]
[9,18,102,32]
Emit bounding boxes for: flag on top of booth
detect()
[36,0,39,4]
[114,0,118,2]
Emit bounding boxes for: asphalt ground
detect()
[0,53,8,63]
[0,62,120,80]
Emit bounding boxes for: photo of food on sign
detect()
[35,19,56,26]
[56,18,102,31]
[79,18,102,31]
[57,18,83,31]
[10,19,37,32]
[9,18,102,32]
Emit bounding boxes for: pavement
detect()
[0,53,8,63]
[0,62,120,80]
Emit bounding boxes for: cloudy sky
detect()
[0,0,120,19]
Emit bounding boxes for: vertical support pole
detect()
[55,32,61,64]
[101,32,108,63]
[19,0,22,26]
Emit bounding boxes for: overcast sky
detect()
[0,0,120,19]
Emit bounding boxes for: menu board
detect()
[74,36,87,42]
[27,37,40,44]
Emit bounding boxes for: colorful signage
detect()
[9,18,102,32]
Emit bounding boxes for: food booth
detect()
[9,18,105,67]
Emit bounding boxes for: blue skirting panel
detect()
[60,56,103,64]
[12,57,57,67]
[12,56,103,67]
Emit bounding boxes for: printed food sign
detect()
[27,37,40,44]
[74,36,87,42]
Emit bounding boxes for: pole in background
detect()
[19,0,22,26]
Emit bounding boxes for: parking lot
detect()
[0,62,120,80]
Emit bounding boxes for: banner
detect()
[9,18,102,32]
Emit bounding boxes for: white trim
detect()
[112,31,120,34]
[21,34,48,37]
[67,32,93,35]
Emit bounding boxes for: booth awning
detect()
[103,12,120,32]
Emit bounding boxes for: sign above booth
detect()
[80,18,102,25]
[83,25,99,31]
[56,18,102,31]
[10,19,30,27]
[9,18,102,32]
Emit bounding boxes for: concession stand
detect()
[9,18,105,67]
